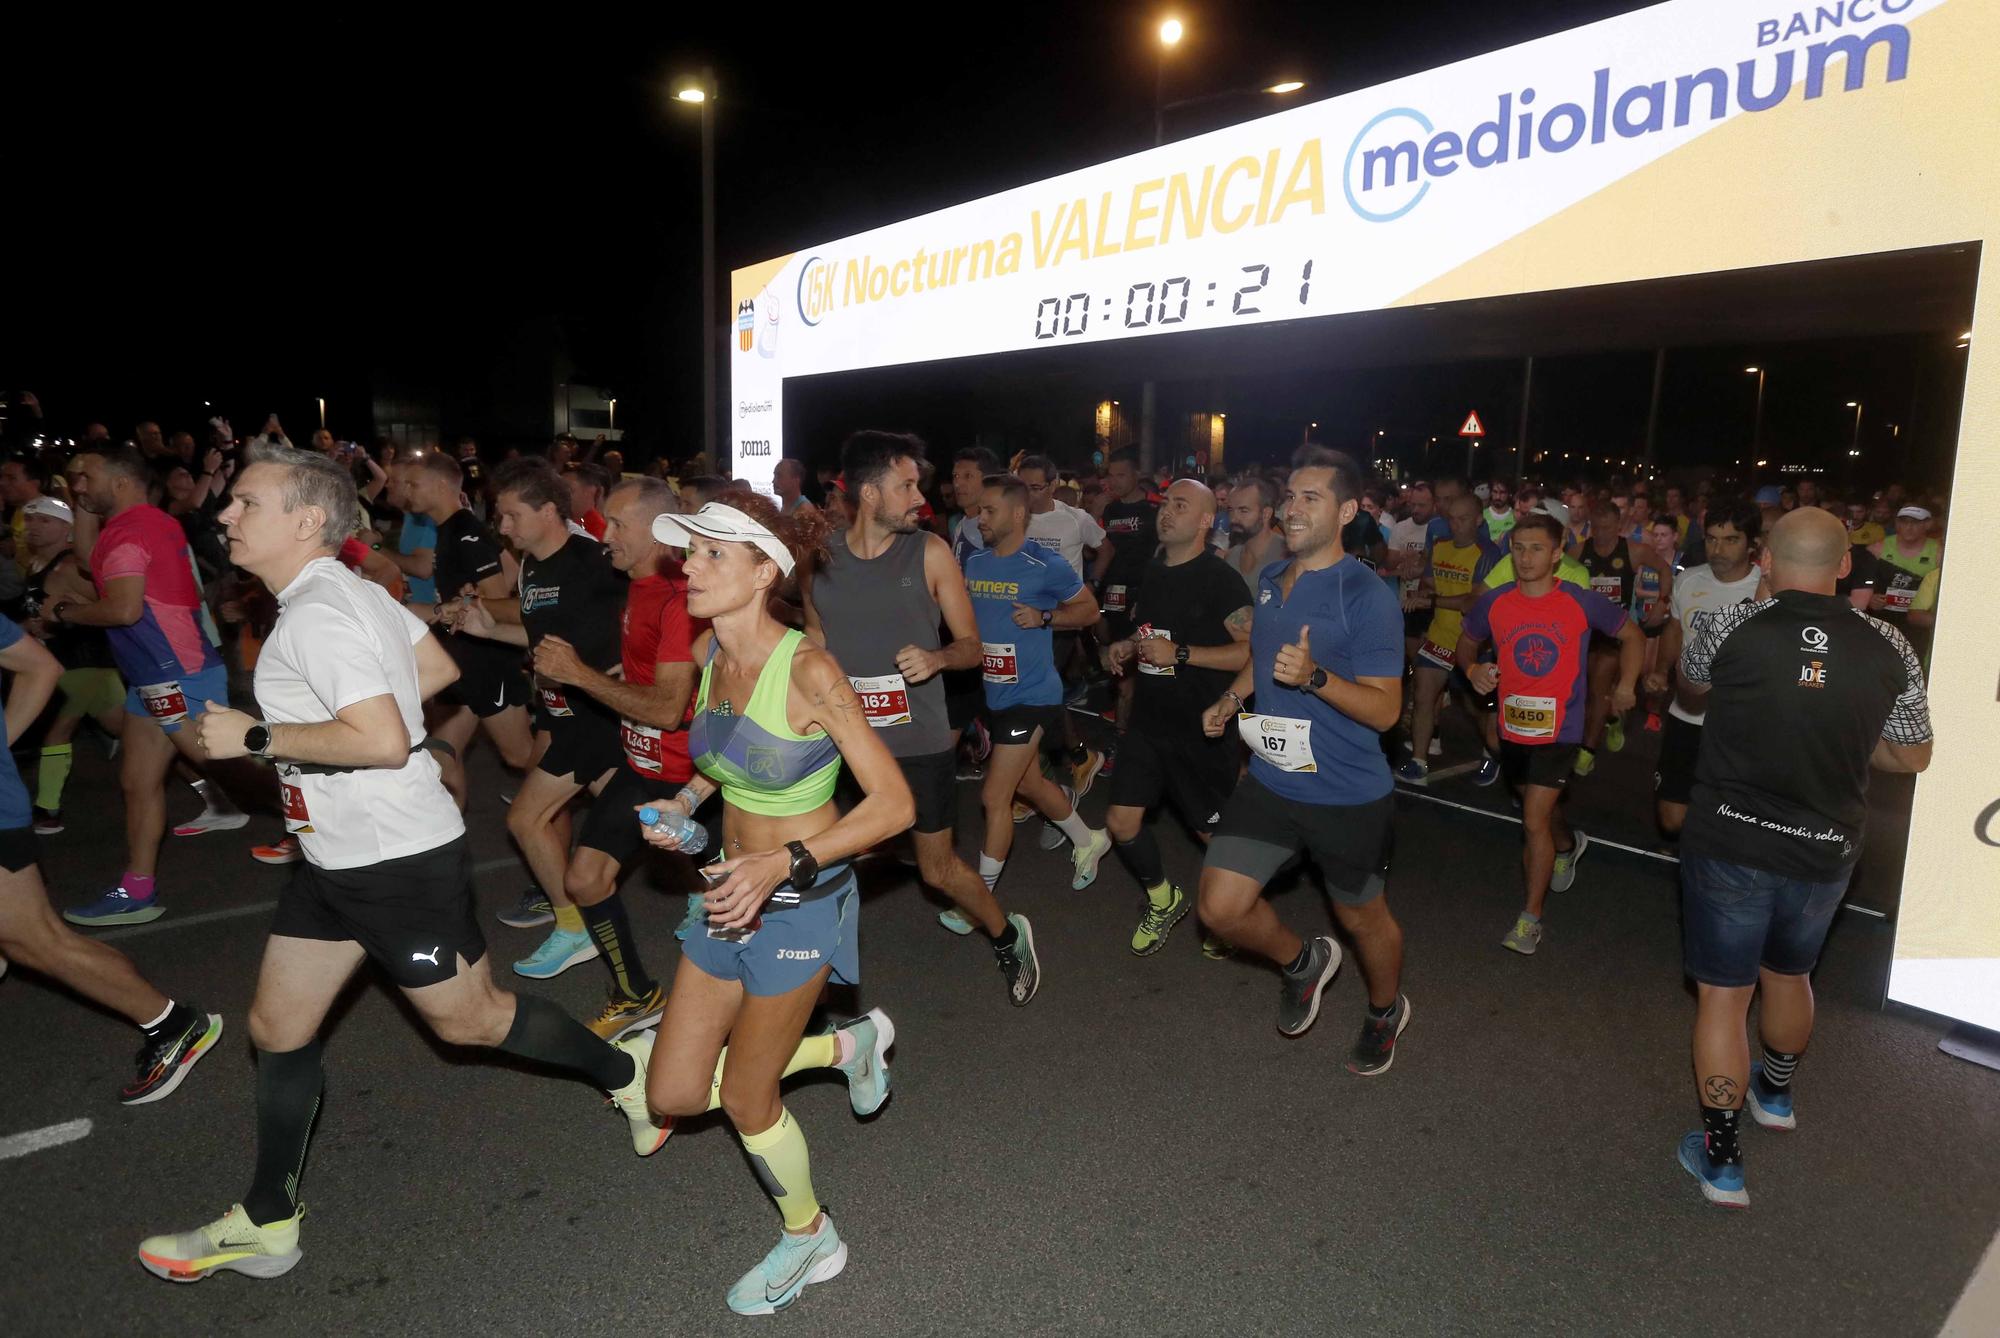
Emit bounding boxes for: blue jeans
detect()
[1680,855,1851,988]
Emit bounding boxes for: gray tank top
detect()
[812,529,949,757]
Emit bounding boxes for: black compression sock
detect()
[583,892,658,1001]
[1368,1000,1396,1020]
[1113,827,1165,889]
[1757,1045,1800,1093]
[500,993,634,1091]
[142,1000,196,1042]
[244,1040,324,1227]
[1700,1104,1742,1166]
[991,920,1020,953]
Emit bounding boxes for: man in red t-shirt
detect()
[534,478,701,1039]
[565,463,611,541]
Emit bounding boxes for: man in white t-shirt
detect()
[1385,482,1435,658]
[1645,498,1763,838]
[1017,454,1104,580]
[136,443,664,1286]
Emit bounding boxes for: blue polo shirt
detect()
[965,544,1081,711]
[399,513,439,605]
[1248,555,1404,804]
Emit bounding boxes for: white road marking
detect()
[93,857,523,941]
[0,1118,92,1161]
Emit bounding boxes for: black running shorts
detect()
[272,836,485,989]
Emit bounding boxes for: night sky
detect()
[9,2,1971,489]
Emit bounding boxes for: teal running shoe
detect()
[512,927,598,979]
[726,1217,847,1315]
[834,1008,895,1117]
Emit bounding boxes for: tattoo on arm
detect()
[1702,1074,1740,1107]
[1224,606,1254,639]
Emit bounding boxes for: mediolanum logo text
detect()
[1342,9,1913,223]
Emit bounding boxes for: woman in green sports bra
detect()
[636,490,914,1317]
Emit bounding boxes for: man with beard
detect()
[1222,473,1285,594]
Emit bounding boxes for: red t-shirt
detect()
[580,509,607,541]
[617,568,701,782]
[1463,580,1629,745]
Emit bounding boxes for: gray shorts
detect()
[1203,776,1395,907]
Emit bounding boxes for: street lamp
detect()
[1845,400,1863,456]
[608,398,617,433]
[1744,366,1766,456]
[673,69,718,469]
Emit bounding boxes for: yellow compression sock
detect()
[739,1108,820,1231]
[553,904,586,934]
[36,744,73,813]
[707,1032,840,1112]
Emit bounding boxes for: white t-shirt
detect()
[1025,501,1104,580]
[256,556,466,869]
[1388,517,1430,597]
[1666,562,1764,725]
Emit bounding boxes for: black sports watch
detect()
[244,722,274,759]
[1040,609,1054,628]
[1174,642,1191,666]
[785,839,820,890]
[1306,667,1329,692]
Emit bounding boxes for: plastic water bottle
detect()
[638,806,709,855]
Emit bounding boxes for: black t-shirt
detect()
[1126,551,1253,740]
[1100,496,1161,593]
[1834,544,1879,599]
[1679,591,1930,879]
[520,534,627,723]
[432,508,503,601]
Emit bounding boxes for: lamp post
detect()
[1744,365,1766,457]
[674,71,718,470]
[1846,400,1863,454]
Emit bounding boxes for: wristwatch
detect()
[1307,667,1329,691]
[1040,609,1054,628]
[1174,642,1191,666]
[785,839,820,890]
[244,722,274,759]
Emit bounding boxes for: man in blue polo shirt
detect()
[1197,447,1412,1075]
[964,474,1110,900]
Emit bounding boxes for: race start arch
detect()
[731,0,2000,1035]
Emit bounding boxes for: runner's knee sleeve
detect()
[740,1107,819,1231]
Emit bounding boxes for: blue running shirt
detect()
[965,544,1081,711]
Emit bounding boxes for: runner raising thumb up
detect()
[1273,623,1317,687]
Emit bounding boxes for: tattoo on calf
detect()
[1702,1074,1740,1107]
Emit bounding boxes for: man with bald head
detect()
[1671,506,1932,1209]
[1100,478,1253,955]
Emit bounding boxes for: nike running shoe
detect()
[1201,931,1236,960]
[513,927,599,979]
[64,885,163,927]
[122,1010,224,1105]
[1746,1062,1797,1131]
[1071,747,1105,798]
[675,892,706,942]
[1677,1131,1749,1208]
[967,717,991,763]
[1070,828,1111,890]
[1346,995,1412,1077]
[835,1008,895,1117]
[954,758,985,781]
[1572,748,1596,777]
[1394,759,1429,786]
[1276,935,1341,1037]
[139,1203,303,1282]
[1038,786,1075,851]
[1472,757,1502,787]
[1501,914,1543,955]
[33,807,64,835]
[937,907,975,935]
[726,1216,847,1316]
[171,806,249,838]
[995,913,1040,1006]
[496,888,554,929]
[609,1029,672,1155]
[1131,883,1188,957]
[1550,830,1590,892]
[588,985,666,1042]
[1605,715,1626,753]
[251,837,302,865]
[1011,799,1034,824]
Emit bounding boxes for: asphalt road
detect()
[1,734,1992,1337]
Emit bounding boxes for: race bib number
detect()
[1503,694,1558,739]
[621,720,663,775]
[1136,625,1175,677]
[538,684,574,718]
[277,772,316,835]
[1237,713,1316,773]
[1590,576,1623,601]
[136,681,188,725]
[1882,574,1917,613]
[981,642,1018,685]
[1103,584,1128,614]
[1418,638,1456,669]
[850,673,913,728]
